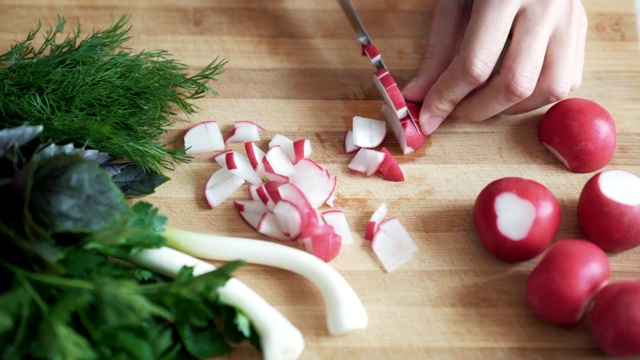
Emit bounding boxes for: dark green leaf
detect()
[107,162,170,197]
[177,321,231,358]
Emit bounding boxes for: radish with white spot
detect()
[526,239,610,325]
[371,217,418,272]
[184,121,225,154]
[351,116,387,148]
[473,177,561,262]
[381,102,426,155]
[590,279,640,357]
[539,98,616,173]
[577,169,640,252]
[224,120,265,144]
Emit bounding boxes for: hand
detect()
[401,0,588,135]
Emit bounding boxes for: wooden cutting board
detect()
[2,1,639,358]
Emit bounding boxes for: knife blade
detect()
[336,0,420,130]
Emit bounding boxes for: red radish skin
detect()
[378,147,404,182]
[577,169,640,252]
[473,177,561,262]
[539,98,616,173]
[590,280,640,357]
[381,102,426,155]
[526,239,610,325]
[363,44,381,65]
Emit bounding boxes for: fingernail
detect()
[421,116,444,135]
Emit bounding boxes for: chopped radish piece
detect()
[325,193,336,207]
[348,148,385,177]
[256,212,290,242]
[373,73,408,119]
[322,210,354,245]
[273,200,303,240]
[184,121,225,154]
[225,151,263,185]
[262,145,295,181]
[300,224,342,262]
[363,44,381,65]
[371,218,418,272]
[238,210,264,230]
[381,103,426,155]
[365,202,388,241]
[224,120,264,143]
[374,67,389,79]
[245,142,266,170]
[204,168,245,208]
[276,182,319,230]
[213,149,233,167]
[234,199,268,214]
[344,130,359,154]
[378,148,405,182]
[255,183,278,211]
[292,138,313,164]
[352,116,387,148]
[269,134,294,157]
[289,159,337,208]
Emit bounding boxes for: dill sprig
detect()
[0,15,227,172]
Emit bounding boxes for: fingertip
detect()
[419,108,444,135]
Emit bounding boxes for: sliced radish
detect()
[300,224,342,262]
[224,120,264,143]
[234,199,268,214]
[269,134,295,158]
[255,182,279,211]
[276,182,319,230]
[213,149,233,167]
[373,72,408,119]
[381,103,426,155]
[292,138,313,164]
[352,116,387,148]
[262,145,295,181]
[245,142,266,170]
[273,200,303,240]
[257,212,290,242]
[355,33,370,55]
[238,210,264,230]
[184,121,225,154]
[322,210,354,245]
[289,159,337,208]
[365,202,388,241]
[344,130,359,154]
[204,168,245,208]
[371,218,418,272]
[348,148,385,177]
[378,147,405,182]
[225,151,263,185]
[363,43,381,65]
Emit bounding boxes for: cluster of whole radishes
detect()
[473,98,640,357]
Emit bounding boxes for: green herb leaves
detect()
[0,15,226,173]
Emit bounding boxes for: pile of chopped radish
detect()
[184,119,416,269]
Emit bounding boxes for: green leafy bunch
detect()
[0,127,258,359]
[0,15,226,173]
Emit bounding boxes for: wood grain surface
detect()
[2,1,639,359]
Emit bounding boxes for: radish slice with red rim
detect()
[204,168,245,208]
[365,202,388,241]
[262,145,295,181]
[378,147,405,182]
[224,120,264,143]
[352,116,387,149]
[184,121,225,154]
[225,151,263,185]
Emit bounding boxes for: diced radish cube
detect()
[225,151,263,185]
[262,145,295,181]
[348,148,386,177]
[204,168,245,208]
[365,202,388,241]
[300,224,342,262]
[184,121,225,154]
[344,130,359,154]
[371,218,418,272]
[224,120,264,143]
[352,116,387,148]
[322,210,354,245]
[378,147,405,182]
[292,138,313,164]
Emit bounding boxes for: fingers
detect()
[451,5,553,120]
[501,1,588,115]
[401,0,469,103]
[417,0,520,134]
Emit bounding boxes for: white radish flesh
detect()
[365,202,388,241]
[371,218,419,272]
[205,168,245,208]
[184,121,226,154]
[344,130,359,154]
[262,145,295,181]
[128,246,305,360]
[225,120,264,143]
[352,116,387,149]
[225,151,263,185]
[163,227,368,335]
[494,192,537,241]
[599,170,640,206]
[322,210,355,245]
[348,148,385,177]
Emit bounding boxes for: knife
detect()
[336,0,420,130]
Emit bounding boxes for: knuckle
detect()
[460,55,494,86]
[504,71,538,102]
[545,80,573,103]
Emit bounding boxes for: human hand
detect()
[401,0,588,135]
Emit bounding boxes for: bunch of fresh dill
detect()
[0,15,226,173]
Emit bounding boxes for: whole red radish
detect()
[577,169,640,252]
[473,177,561,262]
[590,279,640,357]
[539,98,616,173]
[526,239,610,325]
